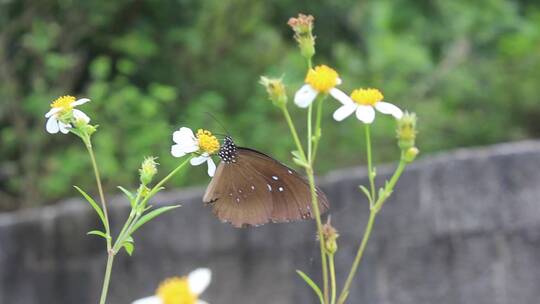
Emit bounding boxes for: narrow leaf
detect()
[123,242,134,256]
[296,270,324,304]
[130,205,181,234]
[87,230,108,239]
[117,186,135,207]
[358,185,372,202]
[74,186,106,227]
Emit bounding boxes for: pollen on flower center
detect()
[196,129,220,154]
[156,277,197,304]
[350,88,383,106]
[305,65,339,93]
[51,95,76,111]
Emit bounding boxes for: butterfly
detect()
[203,136,330,228]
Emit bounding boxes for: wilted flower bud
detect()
[396,112,417,150]
[139,156,158,185]
[287,13,316,60]
[259,76,288,108]
[321,217,339,255]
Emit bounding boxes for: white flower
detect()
[332,88,402,123]
[171,127,219,177]
[132,268,212,304]
[45,96,90,134]
[294,65,347,108]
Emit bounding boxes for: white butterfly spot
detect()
[267,184,272,191]
[278,187,284,192]
[272,176,279,180]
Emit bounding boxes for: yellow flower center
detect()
[50,95,76,111]
[350,88,383,106]
[196,129,220,155]
[156,277,197,304]
[305,65,339,93]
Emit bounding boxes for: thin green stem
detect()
[99,253,114,304]
[281,107,306,159]
[113,156,193,252]
[365,125,376,205]
[337,157,409,304]
[329,253,337,304]
[311,96,324,164]
[337,210,377,304]
[306,169,329,304]
[84,138,111,246]
[307,102,313,163]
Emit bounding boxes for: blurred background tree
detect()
[0,0,539,211]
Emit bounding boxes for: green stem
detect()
[84,138,111,247]
[337,157,408,304]
[336,210,377,304]
[113,156,193,252]
[365,124,376,205]
[329,253,337,304]
[281,107,306,160]
[311,96,324,164]
[307,102,313,163]
[82,135,114,304]
[99,253,114,304]
[306,169,329,304]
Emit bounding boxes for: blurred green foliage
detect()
[1,0,539,210]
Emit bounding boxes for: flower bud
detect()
[321,217,339,255]
[404,147,419,163]
[396,112,417,150]
[139,156,158,185]
[287,13,316,60]
[259,76,288,108]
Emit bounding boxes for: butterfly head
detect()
[218,136,237,164]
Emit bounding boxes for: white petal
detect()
[336,77,343,85]
[294,84,318,108]
[190,154,209,166]
[72,98,91,106]
[333,104,357,121]
[59,121,71,134]
[197,300,209,304]
[45,108,60,118]
[131,296,162,304]
[356,105,375,124]
[188,268,212,295]
[375,101,403,119]
[329,88,353,105]
[73,109,91,123]
[46,117,60,133]
[173,127,195,144]
[206,158,216,177]
[171,144,187,158]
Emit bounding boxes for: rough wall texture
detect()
[1,140,540,304]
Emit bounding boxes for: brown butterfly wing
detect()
[203,147,330,227]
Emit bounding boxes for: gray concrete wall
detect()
[1,140,540,304]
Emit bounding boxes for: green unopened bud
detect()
[259,76,288,107]
[404,147,419,163]
[287,13,316,61]
[139,156,158,185]
[396,112,417,150]
[321,217,339,255]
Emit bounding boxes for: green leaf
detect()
[117,186,135,207]
[130,205,180,234]
[87,230,108,239]
[296,270,324,304]
[123,242,134,256]
[125,236,134,243]
[358,185,372,202]
[74,186,106,228]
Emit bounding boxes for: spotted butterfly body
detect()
[203,136,330,228]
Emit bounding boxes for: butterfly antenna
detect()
[205,112,231,136]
